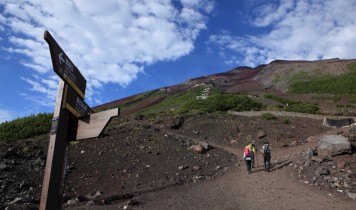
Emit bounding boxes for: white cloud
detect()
[21,76,58,106]
[209,0,356,67]
[0,108,15,123]
[0,0,214,104]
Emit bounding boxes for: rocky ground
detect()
[1,112,355,210]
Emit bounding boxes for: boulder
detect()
[304,148,314,159]
[0,162,7,170]
[315,166,330,176]
[189,144,206,154]
[257,130,266,139]
[200,142,213,150]
[347,192,356,200]
[318,135,351,157]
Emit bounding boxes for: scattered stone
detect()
[193,131,200,135]
[67,199,77,205]
[257,130,266,139]
[200,142,214,151]
[298,166,304,175]
[193,175,204,182]
[311,156,324,162]
[189,144,206,154]
[347,192,356,199]
[304,148,314,159]
[290,140,298,146]
[86,191,102,200]
[3,147,18,159]
[311,176,317,184]
[19,181,30,190]
[178,165,188,171]
[0,162,7,170]
[193,166,201,170]
[315,166,330,176]
[337,161,346,169]
[86,201,95,206]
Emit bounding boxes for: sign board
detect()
[44,30,86,98]
[41,30,120,210]
[77,108,119,140]
[63,84,91,118]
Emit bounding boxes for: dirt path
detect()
[64,117,355,210]
[127,145,354,210]
[68,144,355,210]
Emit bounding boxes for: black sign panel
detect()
[44,30,86,98]
[63,84,91,118]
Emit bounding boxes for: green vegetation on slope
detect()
[0,113,52,143]
[136,84,218,115]
[137,85,264,116]
[179,93,263,114]
[288,62,356,94]
[264,93,319,114]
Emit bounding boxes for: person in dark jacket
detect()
[260,142,271,172]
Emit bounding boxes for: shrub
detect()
[180,93,263,113]
[282,119,291,124]
[263,94,319,114]
[285,103,319,114]
[0,113,52,143]
[262,113,277,120]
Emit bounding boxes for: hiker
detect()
[260,142,271,172]
[247,143,256,167]
[243,145,252,174]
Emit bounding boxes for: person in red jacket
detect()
[243,145,252,174]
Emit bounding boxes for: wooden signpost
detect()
[40,31,119,210]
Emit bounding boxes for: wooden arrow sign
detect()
[76,108,119,140]
[62,84,91,118]
[44,30,86,98]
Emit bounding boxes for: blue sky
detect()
[1,0,356,123]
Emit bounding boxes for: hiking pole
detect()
[255,145,258,167]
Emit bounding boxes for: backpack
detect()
[263,144,270,154]
[244,147,251,157]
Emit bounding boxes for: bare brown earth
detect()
[60,113,356,210]
[1,59,356,209]
[2,113,356,210]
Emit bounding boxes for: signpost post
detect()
[40,31,119,210]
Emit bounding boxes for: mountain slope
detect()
[94,58,356,116]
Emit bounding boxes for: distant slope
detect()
[93,58,356,115]
[255,58,356,92]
